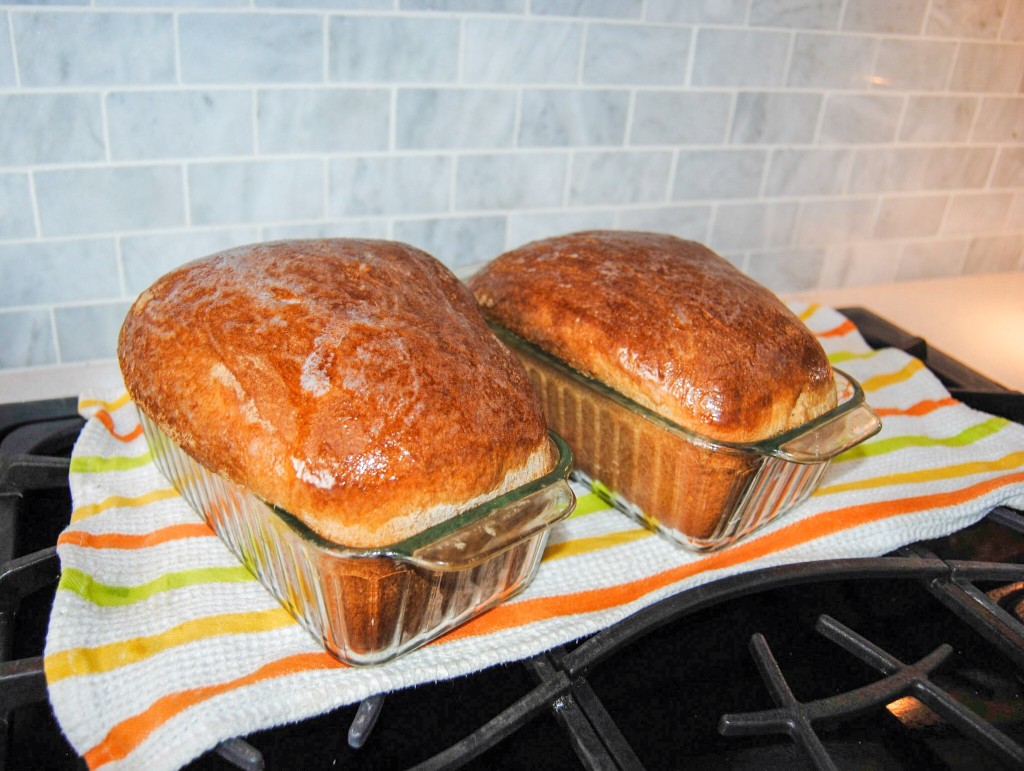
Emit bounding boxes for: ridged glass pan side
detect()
[139,410,575,665]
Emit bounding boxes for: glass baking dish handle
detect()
[773,398,882,463]
[407,478,576,570]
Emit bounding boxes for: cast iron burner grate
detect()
[2,308,1024,771]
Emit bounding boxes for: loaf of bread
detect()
[118,238,554,549]
[469,230,839,546]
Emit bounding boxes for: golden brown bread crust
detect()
[119,239,553,548]
[469,231,837,443]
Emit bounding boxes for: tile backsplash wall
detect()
[1,0,1023,371]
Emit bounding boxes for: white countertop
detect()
[784,271,1024,393]
[2,271,1022,405]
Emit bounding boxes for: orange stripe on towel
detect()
[83,652,345,768]
[875,397,957,418]
[94,409,143,443]
[58,523,213,550]
[815,319,857,338]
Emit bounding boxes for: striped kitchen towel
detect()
[45,303,1024,771]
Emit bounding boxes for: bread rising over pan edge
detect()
[468,230,837,443]
[118,238,554,548]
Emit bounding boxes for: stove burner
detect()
[719,614,1024,769]
[2,310,1024,770]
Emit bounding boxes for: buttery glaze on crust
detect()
[118,239,553,548]
[469,231,837,443]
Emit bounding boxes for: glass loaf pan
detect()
[139,410,576,666]
[491,325,881,552]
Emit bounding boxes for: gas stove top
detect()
[2,308,1024,770]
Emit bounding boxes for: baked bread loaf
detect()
[470,230,836,442]
[119,238,554,548]
[468,230,838,547]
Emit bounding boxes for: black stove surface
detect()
[2,308,1024,771]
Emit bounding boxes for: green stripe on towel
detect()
[70,452,153,474]
[837,416,1010,462]
[58,565,254,607]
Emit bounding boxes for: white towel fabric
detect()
[44,303,1024,770]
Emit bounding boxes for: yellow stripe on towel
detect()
[79,393,132,412]
[817,451,1024,496]
[45,608,296,684]
[543,529,651,562]
[71,488,181,523]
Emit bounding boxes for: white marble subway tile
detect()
[709,201,798,250]
[329,15,458,83]
[0,174,34,239]
[730,92,822,144]
[819,94,902,144]
[874,194,948,238]
[900,96,978,143]
[107,90,253,161]
[671,149,766,200]
[0,16,14,87]
[11,0,90,6]
[179,13,321,84]
[841,0,928,33]
[258,88,389,153]
[942,192,1014,235]
[261,0,392,8]
[764,149,852,196]
[568,150,672,205]
[820,241,901,288]
[992,147,1024,187]
[36,166,184,237]
[582,23,689,85]
[262,220,389,241]
[519,89,629,147]
[787,33,877,89]
[972,97,1024,142]
[531,0,642,18]
[463,19,581,84]
[793,198,875,247]
[392,215,506,272]
[691,29,789,87]
[0,94,104,166]
[923,147,999,189]
[645,0,748,24]
[100,0,246,8]
[1010,192,1024,225]
[873,40,957,92]
[504,209,614,249]
[456,152,567,210]
[750,0,842,29]
[616,205,713,241]
[190,159,322,225]
[0,238,118,307]
[121,228,258,294]
[400,0,523,11]
[396,89,516,149]
[745,248,826,292]
[951,42,1024,92]
[55,302,131,364]
[926,0,1008,38]
[13,11,174,87]
[848,147,995,193]
[329,155,450,216]
[964,234,1024,273]
[896,239,968,281]
[1004,0,1024,40]
[0,310,55,369]
[631,91,730,145]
